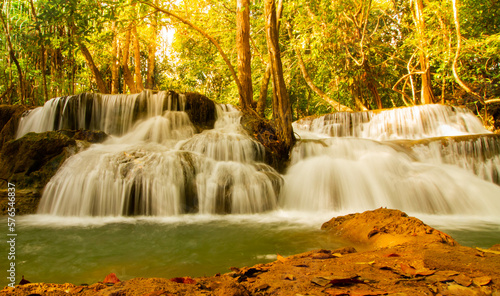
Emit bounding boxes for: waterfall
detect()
[283,104,500,216]
[16,91,185,138]
[293,104,489,140]
[27,92,281,216]
[17,97,500,217]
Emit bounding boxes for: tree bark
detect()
[111,22,119,94]
[236,0,253,109]
[146,4,158,89]
[287,23,352,112]
[29,0,48,102]
[0,10,26,102]
[77,39,109,93]
[362,61,382,109]
[257,0,283,116]
[264,0,295,148]
[257,63,271,117]
[132,25,144,92]
[411,0,435,104]
[451,0,483,103]
[122,27,137,93]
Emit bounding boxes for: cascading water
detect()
[20,90,282,216]
[16,95,500,218]
[285,104,500,217]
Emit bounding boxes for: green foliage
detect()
[0,0,498,121]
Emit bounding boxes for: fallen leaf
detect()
[400,263,416,276]
[312,276,364,287]
[312,253,336,259]
[356,261,375,265]
[103,273,120,284]
[453,274,472,287]
[255,283,270,292]
[473,276,492,286]
[324,288,350,296]
[349,289,389,296]
[400,263,435,277]
[170,277,196,284]
[284,274,296,281]
[384,253,401,257]
[277,254,286,262]
[311,277,332,287]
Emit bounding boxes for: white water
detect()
[29,92,281,216]
[16,95,500,218]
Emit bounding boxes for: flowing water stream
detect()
[4,91,500,286]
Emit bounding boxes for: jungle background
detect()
[0,0,499,128]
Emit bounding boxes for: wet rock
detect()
[0,131,76,189]
[0,129,108,215]
[184,92,217,132]
[240,111,292,172]
[0,104,33,150]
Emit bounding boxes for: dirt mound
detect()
[321,208,457,249]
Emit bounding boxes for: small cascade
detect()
[409,135,500,184]
[292,111,372,138]
[281,138,500,215]
[34,97,282,216]
[16,90,186,138]
[293,104,489,140]
[282,104,500,216]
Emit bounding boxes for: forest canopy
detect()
[0,0,499,121]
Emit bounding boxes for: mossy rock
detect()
[240,111,292,173]
[0,104,33,150]
[184,92,217,132]
[0,131,77,189]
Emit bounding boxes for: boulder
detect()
[0,129,108,215]
[240,111,291,173]
[321,208,457,249]
[0,104,33,150]
[184,92,217,132]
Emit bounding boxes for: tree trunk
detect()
[29,0,48,102]
[451,0,483,103]
[257,63,271,117]
[111,22,120,94]
[412,0,435,104]
[236,0,253,109]
[132,25,144,92]
[264,0,295,148]
[362,61,382,109]
[111,22,119,94]
[257,0,283,117]
[122,28,137,93]
[77,39,109,93]
[0,10,26,103]
[146,5,158,89]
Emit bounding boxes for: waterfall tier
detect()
[15,97,500,217]
[16,90,186,138]
[293,104,489,140]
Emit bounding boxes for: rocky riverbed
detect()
[1,208,499,296]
